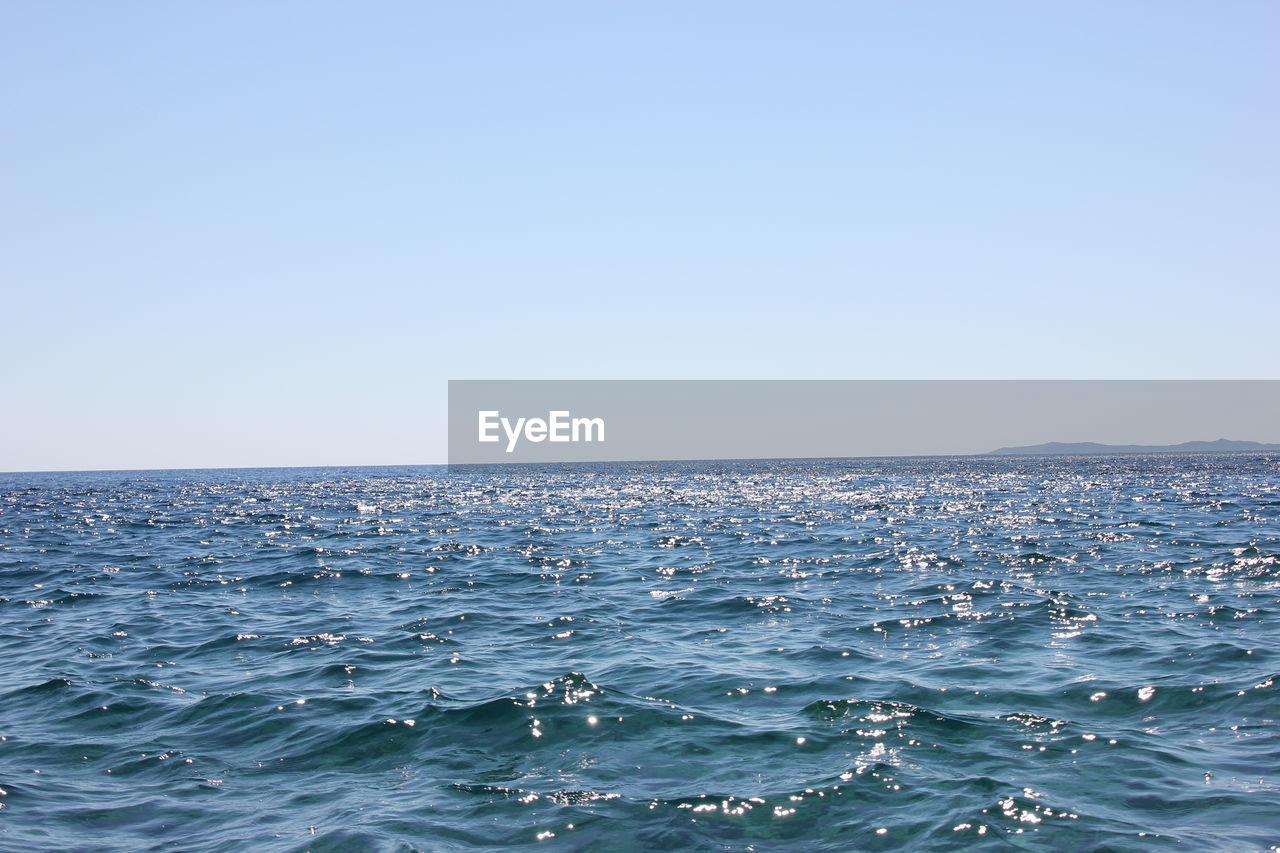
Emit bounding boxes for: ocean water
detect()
[1,456,1278,852]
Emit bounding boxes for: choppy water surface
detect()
[1,456,1278,852]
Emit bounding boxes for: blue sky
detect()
[3,2,1277,470]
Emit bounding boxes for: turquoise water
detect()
[1,456,1278,851]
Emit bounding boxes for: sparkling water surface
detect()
[1,456,1278,851]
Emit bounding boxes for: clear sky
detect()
[3,2,1277,471]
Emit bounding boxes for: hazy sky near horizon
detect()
[3,2,1278,471]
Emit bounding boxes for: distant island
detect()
[986,439,1280,456]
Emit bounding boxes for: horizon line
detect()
[6,446,1280,477]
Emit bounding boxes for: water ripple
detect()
[1,455,1278,851]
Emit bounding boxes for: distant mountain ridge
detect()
[986,438,1280,456]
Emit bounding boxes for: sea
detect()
[1,456,1277,852]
